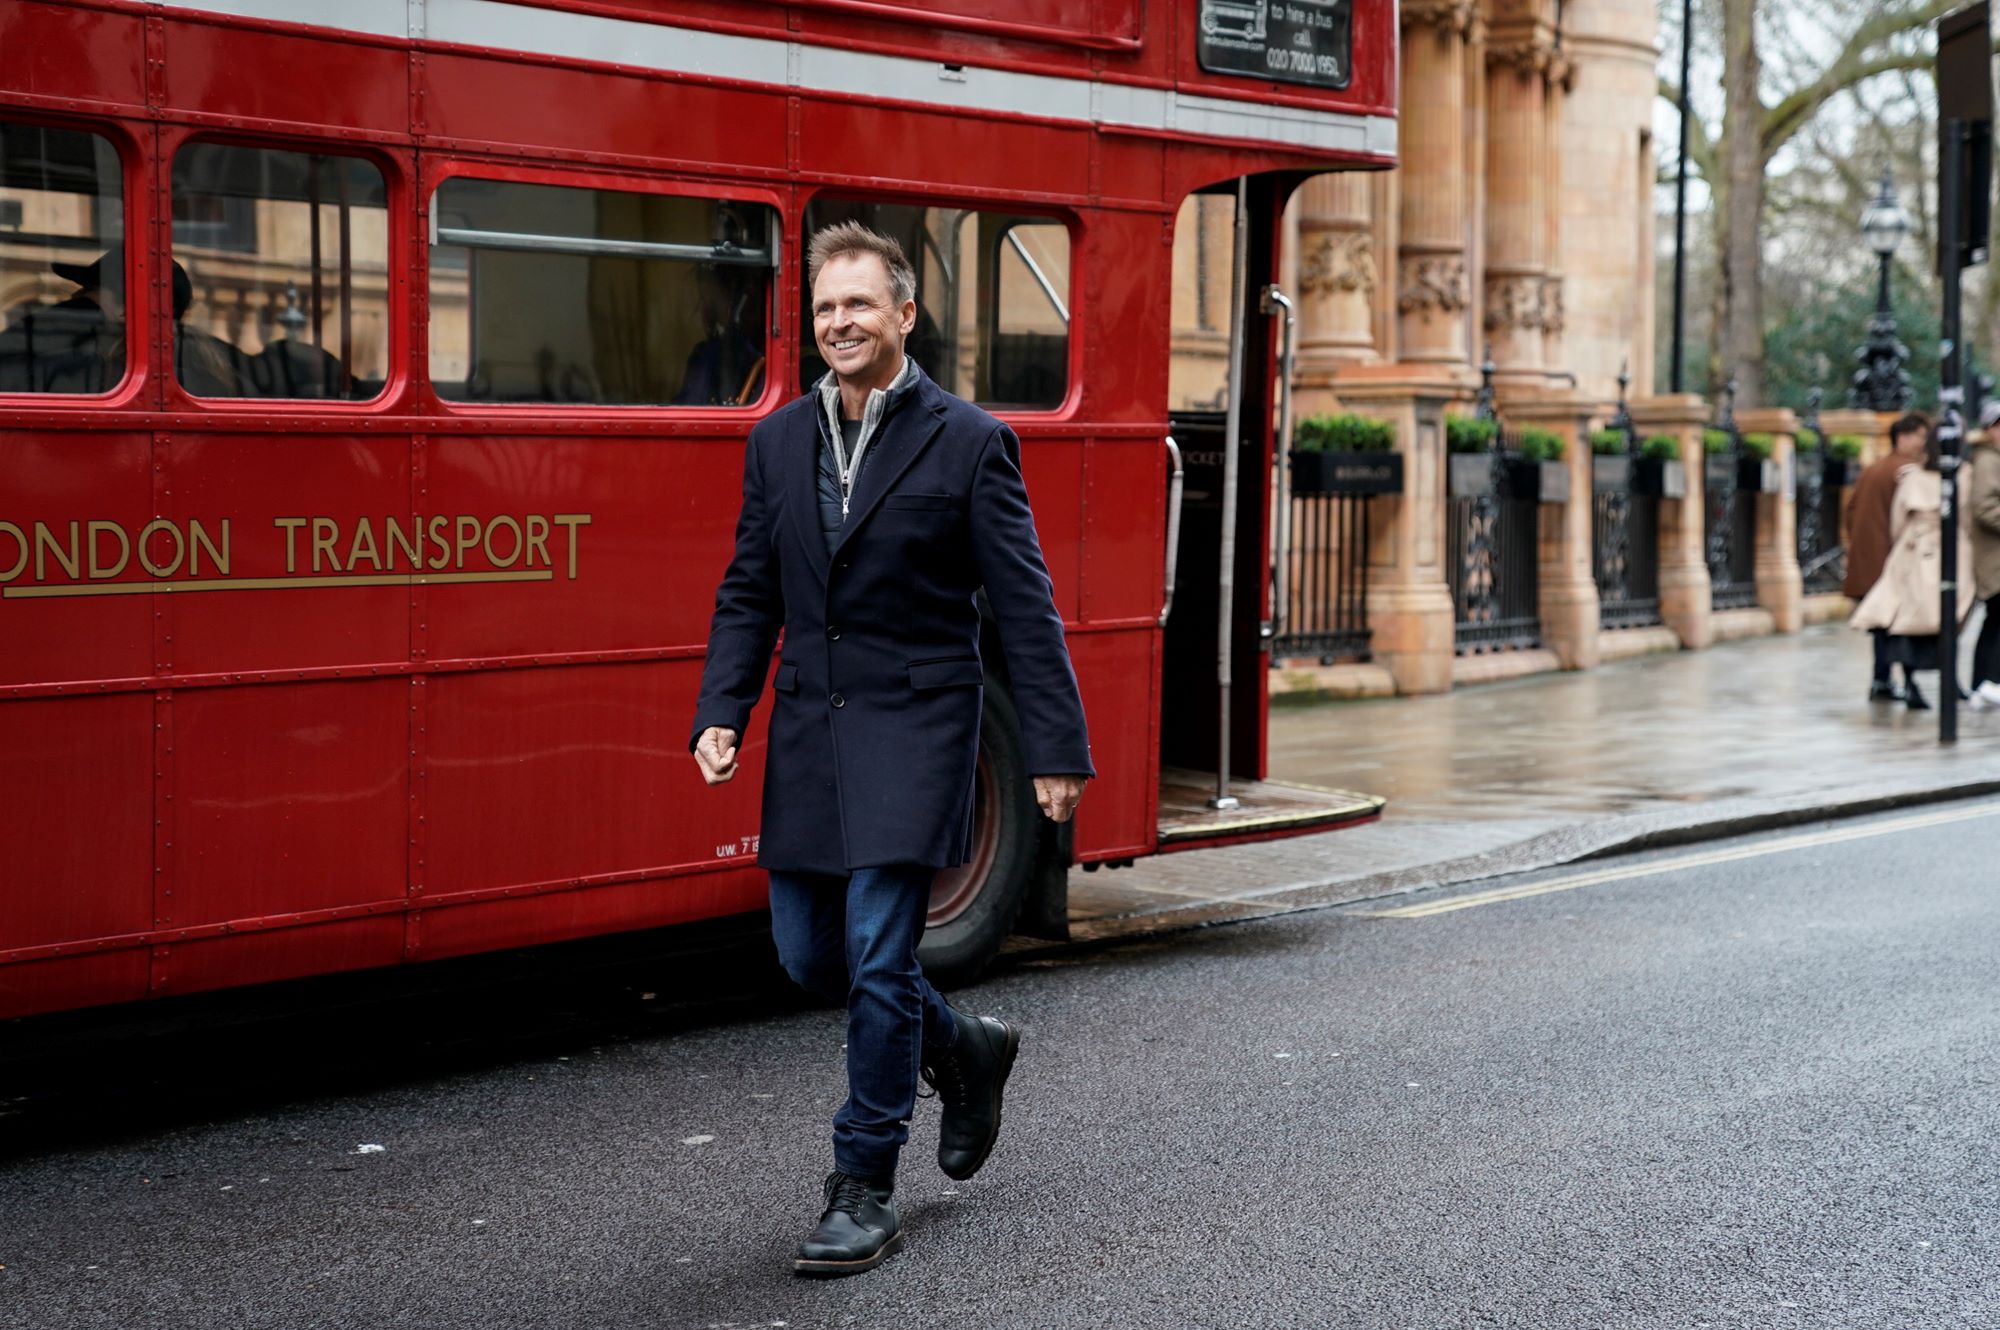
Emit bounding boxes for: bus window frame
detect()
[0,111,150,412]
[156,124,413,417]
[417,157,789,420]
[799,187,1082,424]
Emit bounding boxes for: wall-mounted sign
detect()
[1197,0,1353,91]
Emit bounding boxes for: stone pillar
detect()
[1539,52,1577,376]
[1330,366,1468,694]
[1482,15,1555,387]
[1633,394,1714,649]
[1503,391,1600,668]
[1294,173,1380,416]
[1739,407,1804,633]
[1397,1,1477,369]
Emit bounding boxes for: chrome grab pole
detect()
[1262,283,1296,648]
[1160,434,1184,626]
[1212,178,1248,812]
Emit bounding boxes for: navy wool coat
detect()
[690,365,1094,874]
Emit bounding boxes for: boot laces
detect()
[918,1048,968,1105]
[823,1170,876,1216]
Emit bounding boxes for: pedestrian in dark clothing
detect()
[1964,400,2000,706]
[690,222,1092,1277]
[1844,413,1931,700]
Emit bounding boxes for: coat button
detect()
[827,625,841,640]
[830,693,845,708]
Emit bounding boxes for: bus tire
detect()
[919,681,1039,989]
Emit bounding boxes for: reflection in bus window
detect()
[170,143,391,400]
[428,179,775,407]
[0,121,125,394]
[800,200,1070,410]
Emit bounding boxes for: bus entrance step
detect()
[1156,768,1385,852]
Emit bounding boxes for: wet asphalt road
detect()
[2,800,1996,1330]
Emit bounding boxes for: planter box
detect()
[1740,456,1783,494]
[1289,449,1404,496]
[1633,457,1686,498]
[1507,458,1570,504]
[1592,455,1633,493]
[1822,456,1861,488]
[1447,452,1499,498]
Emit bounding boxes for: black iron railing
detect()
[1274,491,1372,663]
[1705,379,1758,610]
[1591,364,1663,628]
[1448,352,1541,653]
[1795,389,1846,595]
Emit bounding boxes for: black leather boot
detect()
[921,1008,1021,1181]
[794,1171,901,1277]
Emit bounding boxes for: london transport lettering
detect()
[0,513,592,598]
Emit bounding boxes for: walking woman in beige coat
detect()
[1850,428,1976,710]
[1966,402,2000,707]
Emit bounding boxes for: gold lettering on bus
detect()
[0,513,593,599]
[138,519,185,579]
[87,521,129,579]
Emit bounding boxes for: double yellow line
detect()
[1366,800,2000,919]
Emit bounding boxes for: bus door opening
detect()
[1156,177,1383,851]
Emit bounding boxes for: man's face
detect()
[811,252,914,387]
[1894,427,1926,454]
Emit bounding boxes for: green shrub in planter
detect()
[1445,415,1499,454]
[1741,432,1775,460]
[1515,426,1566,462]
[1702,427,1735,454]
[1641,434,1681,461]
[1295,412,1395,454]
[1829,434,1866,461]
[1590,428,1628,455]
[1794,430,1824,453]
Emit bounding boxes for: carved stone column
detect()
[1633,394,1714,649]
[1483,17,1556,387]
[1738,407,1804,633]
[1540,51,1577,374]
[1295,173,1380,393]
[1396,0,1476,368]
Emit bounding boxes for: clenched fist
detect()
[1034,774,1087,824]
[694,726,740,785]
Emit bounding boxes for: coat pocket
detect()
[773,662,800,694]
[908,657,984,691]
[885,492,956,511]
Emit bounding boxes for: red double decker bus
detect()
[0,0,1396,1020]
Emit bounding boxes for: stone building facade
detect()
[1168,0,1880,698]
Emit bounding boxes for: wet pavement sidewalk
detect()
[1058,625,2000,942]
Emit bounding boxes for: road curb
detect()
[1004,778,2000,968]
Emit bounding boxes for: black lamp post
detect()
[1851,166,1914,412]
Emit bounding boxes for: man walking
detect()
[1844,412,1930,700]
[690,222,1092,1276]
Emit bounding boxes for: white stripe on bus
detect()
[159,0,1397,158]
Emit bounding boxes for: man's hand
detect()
[1034,774,1087,824]
[695,727,740,785]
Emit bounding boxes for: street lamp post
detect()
[1851,166,1914,412]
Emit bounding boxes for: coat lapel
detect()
[834,386,948,558]
[785,400,831,586]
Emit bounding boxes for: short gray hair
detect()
[807,222,916,306]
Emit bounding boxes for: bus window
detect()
[428,179,775,407]
[169,143,391,400]
[800,201,1070,410]
[0,121,125,395]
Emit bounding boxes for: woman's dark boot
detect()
[794,1171,901,1277]
[1905,678,1931,711]
[921,1009,1021,1181]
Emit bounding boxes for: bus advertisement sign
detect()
[1198,0,1353,90]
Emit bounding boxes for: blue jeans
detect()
[767,864,957,1181]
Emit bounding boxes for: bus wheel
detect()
[920,682,1038,988]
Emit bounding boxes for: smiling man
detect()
[690,222,1092,1276]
